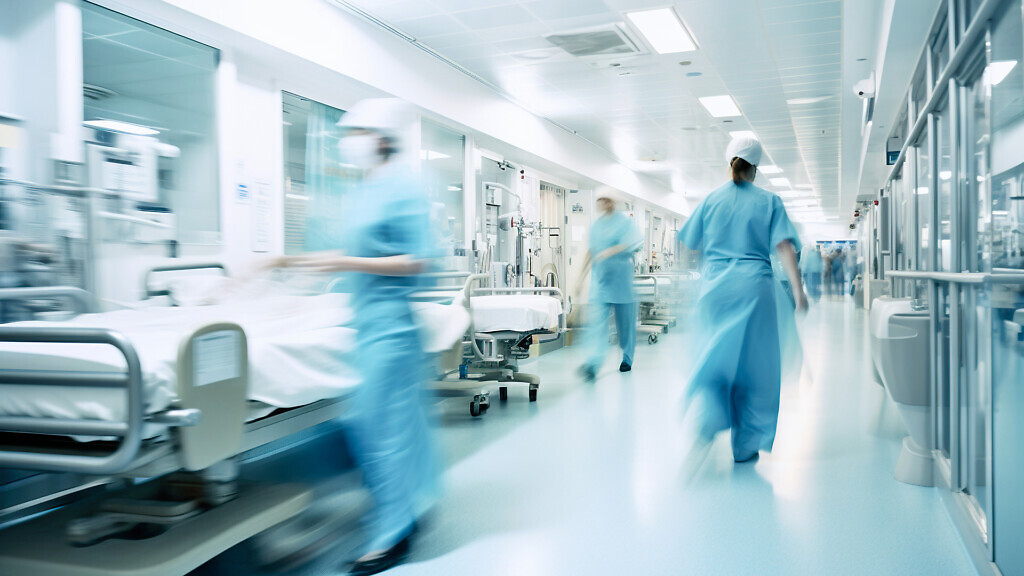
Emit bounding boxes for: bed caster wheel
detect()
[648,334,658,345]
[529,388,537,402]
[470,400,483,417]
[499,387,508,401]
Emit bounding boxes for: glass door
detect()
[958,57,991,544]
[986,2,1024,571]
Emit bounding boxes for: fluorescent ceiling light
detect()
[777,190,805,198]
[939,170,952,181]
[785,199,820,207]
[447,185,463,192]
[698,95,741,118]
[626,8,697,54]
[759,165,783,174]
[769,177,791,187]
[787,96,831,105]
[84,119,159,136]
[729,130,756,140]
[420,150,451,161]
[987,60,1017,86]
[285,193,309,201]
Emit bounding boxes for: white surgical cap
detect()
[725,135,763,167]
[595,186,621,203]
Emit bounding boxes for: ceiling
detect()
[82,2,217,138]
[343,0,846,222]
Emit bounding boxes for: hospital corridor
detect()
[1,1,1023,575]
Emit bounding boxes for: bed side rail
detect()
[143,262,228,299]
[0,327,145,475]
[0,286,100,318]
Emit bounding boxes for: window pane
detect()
[916,140,932,272]
[82,1,219,244]
[936,108,954,271]
[281,92,358,255]
[420,119,466,271]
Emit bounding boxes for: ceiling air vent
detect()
[83,84,117,102]
[545,24,644,58]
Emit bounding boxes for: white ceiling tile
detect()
[452,5,543,29]
[391,14,468,38]
[521,0,613,21]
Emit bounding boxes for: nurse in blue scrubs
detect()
[678,136,807,465]
[577,189,644,382]
[271,98,438,576]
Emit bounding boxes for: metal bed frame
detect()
[456,274,566,407]
[0,281,355,575]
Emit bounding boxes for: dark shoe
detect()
[734,451,759,464]
[347,532,413,576]
[578,365,596,383]
[619,362,631,372]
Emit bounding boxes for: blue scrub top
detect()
[589,211,643,304]
[679,181,801,263]
[345,164,433,337]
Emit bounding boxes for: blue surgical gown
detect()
[343,163,439,552]
[678,181,801,458]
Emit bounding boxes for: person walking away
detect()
[677,135,807,470]
[576,189,643,382]
[800,244,823,301]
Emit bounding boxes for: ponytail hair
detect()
[730,157,755,184]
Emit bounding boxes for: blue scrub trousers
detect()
[584,301,637,371]
[348,308,438,552]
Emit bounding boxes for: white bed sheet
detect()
[470,295,561,333]
[0,295,469,424]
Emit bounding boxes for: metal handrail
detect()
[887,270,1024,285]
[0,327,145,475]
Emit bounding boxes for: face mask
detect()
[338,134,382,171]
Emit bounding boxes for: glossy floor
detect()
[394,298,976,575]
[204,298,977,575]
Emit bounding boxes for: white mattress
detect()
[470,295,561,333]
[0,294,469,424]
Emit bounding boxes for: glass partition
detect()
[936,106,955,271]
[915,139,932,275]
[420,119,466,271]
[81,1,220,244]
[281,92,359,255]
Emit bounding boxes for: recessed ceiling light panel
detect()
[84,119,159,136]
[626,8,698,54]
[698,95,741,118]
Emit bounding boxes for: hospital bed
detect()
[0,268,469,575]
[451,274,565,408]
[412,272,565,412]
